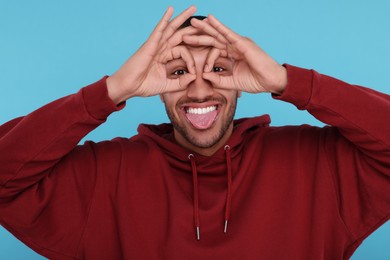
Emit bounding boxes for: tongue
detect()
[186,110,218,129]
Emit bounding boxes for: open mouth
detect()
[184,105,219,130]
[186,105,217,114]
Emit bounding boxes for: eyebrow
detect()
[214,57,234,67]
[215,57,232,62]
[165,59,188,73]
[165,58,186,66]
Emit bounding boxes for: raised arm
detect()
[185,14,390,155]
[0,5,199,202]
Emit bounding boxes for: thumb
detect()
[202,72,236,90]
[164,73,196,93]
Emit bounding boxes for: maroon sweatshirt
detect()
[0,65,389,259]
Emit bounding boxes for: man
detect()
[0,5,389,259]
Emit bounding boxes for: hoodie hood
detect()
[135,115,271,240]
[137,115,271,160]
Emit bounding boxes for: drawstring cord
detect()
[224,145,232,234]
[188,154,201,241]
[188,145,233,240]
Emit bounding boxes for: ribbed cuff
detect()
[273,64,314,110]
[81,76,126,120]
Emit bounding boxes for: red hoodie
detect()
[0,65,389,259]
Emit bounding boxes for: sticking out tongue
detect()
[186,110,218,130]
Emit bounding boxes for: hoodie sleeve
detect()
[274,64,390,255]
[0,77,123,259]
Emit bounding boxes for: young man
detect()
[0,5,389,259]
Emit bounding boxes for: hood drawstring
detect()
[224,145,232,234]
[188,154,201,241]
[187,145,233,241]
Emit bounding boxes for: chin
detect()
[178,121,233,150]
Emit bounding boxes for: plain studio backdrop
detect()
[0,0,389,259]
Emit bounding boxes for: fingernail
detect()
[204,64,209,72]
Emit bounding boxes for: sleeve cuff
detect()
[81,76,126,120]
[272,64,314,110]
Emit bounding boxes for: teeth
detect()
[186,106,217,115]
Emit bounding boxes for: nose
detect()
[186,73,214,101]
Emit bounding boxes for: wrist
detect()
[106,76,131,105]
[269,65,288,95]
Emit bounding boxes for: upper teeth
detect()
[187,106,217,115]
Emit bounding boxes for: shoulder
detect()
[244,124,344,152]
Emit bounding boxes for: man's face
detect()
[161,45,240,156]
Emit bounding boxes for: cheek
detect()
[219,90,240,103]
[161,93,181,109]
[159,94,165,103]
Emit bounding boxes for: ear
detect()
[159,94,165,103]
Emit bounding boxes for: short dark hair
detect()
[179,15,207,29]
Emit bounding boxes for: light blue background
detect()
[1,0,389,259]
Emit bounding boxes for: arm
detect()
[0,78,121,258]
[187,14,390,163]
[276,64,390,158]
[0,4,198,199]
[275,65,390,253]
[0,78,118,202]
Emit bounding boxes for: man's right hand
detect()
[106,6,197,105]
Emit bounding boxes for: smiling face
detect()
[161,46,240,156]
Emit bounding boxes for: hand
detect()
[182,15,288,95]
[107,6,198,104]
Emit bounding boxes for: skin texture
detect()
[106,6,288,156]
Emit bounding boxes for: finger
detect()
[170,45,196,74]
[204,48,224,72]
[167,26,202,47]
[202,73,236,90]
[182,35,226,49]
[147,6,175,44]
[207,14,242,45]
[190,18,228,44]
[164,73,196,93]
[161,5,197,42]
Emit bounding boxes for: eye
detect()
[172,69,188,76]
[212,67,225,73]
